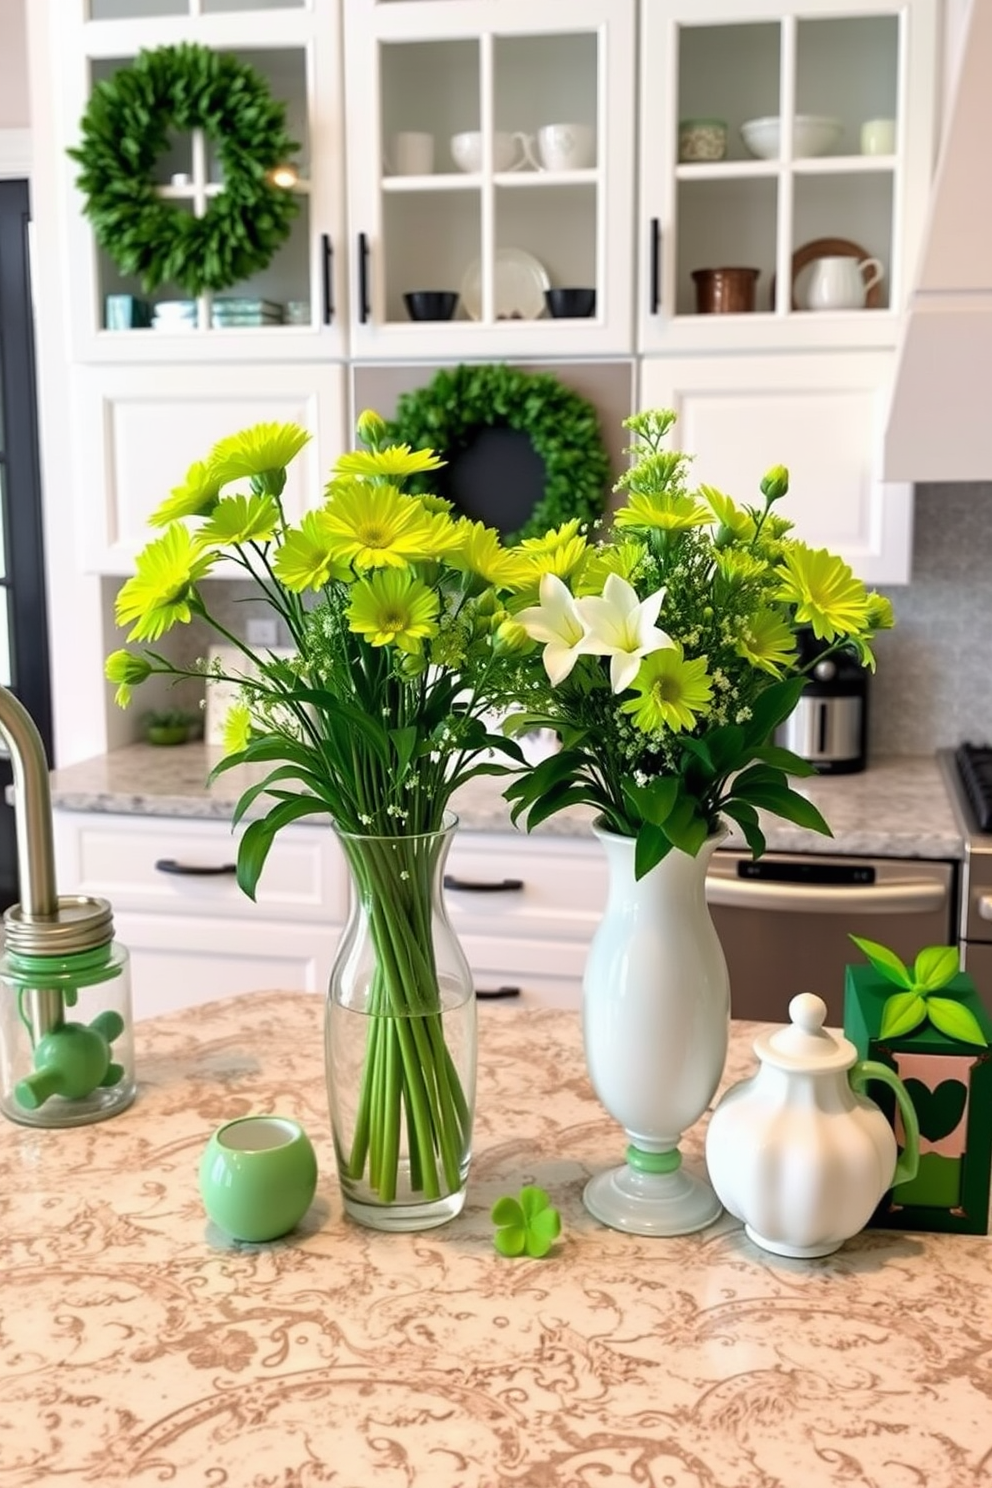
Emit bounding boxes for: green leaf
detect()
[926,997,989,1047]
[912,945,960,992]
[493,1226,527,1258]
[634,821,673,880]
[733,782,832,836]
[490,1196,523,1227]
[236,796,325,899]
[751,743,817,777]
[848,935,912,988]
[622,774,679,827]
[879,990,928,1039]
[720,799,766,860]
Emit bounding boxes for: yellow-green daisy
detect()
[104,649,151,707]
[197,493,279,549]
[574,539,648,596]
[620,644,713,733]
[447,520,534,590]
[331,443,445,479]
[613,488,711,535]
[115,525,216,641]
[209,422,311,489]
[735,608,797,676]
[321,478,438,569]
[272,511,353,592]
[221,700,253,756]
[346,568,439,652]
[149,460,225,526]
[518,519,585,554]
[700,484,756,542]
[775,544,873,640]
[517,533,589,584]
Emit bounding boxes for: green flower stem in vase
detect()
[325,818,476,1230]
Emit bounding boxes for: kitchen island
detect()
[1,992,988,1486]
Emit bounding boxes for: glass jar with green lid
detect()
[0,894,135,1126]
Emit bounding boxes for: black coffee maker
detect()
[775,628,869,774]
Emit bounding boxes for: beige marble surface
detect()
[1,991,989,1486]
[48,742,965,859]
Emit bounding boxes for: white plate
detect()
[460,248,550,321]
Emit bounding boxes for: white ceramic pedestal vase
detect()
[583,824,730,1236]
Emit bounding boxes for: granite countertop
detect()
[1,990,989,1485]
[48,743,965,860]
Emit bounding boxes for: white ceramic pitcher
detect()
[807,254,883,310]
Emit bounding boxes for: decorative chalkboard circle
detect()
[385,363,611,544]
[69,42,300,298]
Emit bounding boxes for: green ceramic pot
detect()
[199,1115,318,1242]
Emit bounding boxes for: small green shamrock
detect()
[491,1185,561,1258]
[850,935,988,1046]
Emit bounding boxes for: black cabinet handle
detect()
[154,859,237,877]
[357,231,370,323]
[475,986,522,1000]
[650,217,661,314]
[443,874,524,893]
[321,233,334,324]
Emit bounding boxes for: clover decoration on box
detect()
[844,936,992,1235]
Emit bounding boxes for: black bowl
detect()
[544,287,596,319]
[404,290,459,322]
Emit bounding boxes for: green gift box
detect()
[844,964,992,1234]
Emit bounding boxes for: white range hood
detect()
[884,0,992,482]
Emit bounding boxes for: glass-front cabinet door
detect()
[639,0,939,354]
[61,1,347,363]
[344,0,636,359]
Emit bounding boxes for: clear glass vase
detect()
[325,816,476,1231]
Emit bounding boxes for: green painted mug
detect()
[199,1115,318,1243]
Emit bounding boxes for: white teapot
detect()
[705,993,919,1257]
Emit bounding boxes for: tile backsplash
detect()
[183,478,992,763]
[871,480,992,756]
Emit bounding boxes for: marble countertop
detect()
[1,991,988,1486]
[48,743,965,860]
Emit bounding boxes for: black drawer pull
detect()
[155,859,237,877]
[476,986,522,1000]
[443,874,524,893]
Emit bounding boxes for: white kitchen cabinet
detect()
[52,809,350,1019]
[58,0,348,364]
[639,350,912,585]
[638,0,939,355]
[342,0,636,359]
[72,360,347,575]
[443,830,607,1011]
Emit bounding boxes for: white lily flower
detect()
[575,573,674,693]
[515,573,590,685]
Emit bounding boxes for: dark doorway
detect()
[0,179,52,911]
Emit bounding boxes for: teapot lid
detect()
[753,993,857,1072]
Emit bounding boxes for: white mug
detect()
[522,122,595,172]
[860,118,896,156]
[385,131,434,176]
[449,130,530,173]
[806,254,884,311]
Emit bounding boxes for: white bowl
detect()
[450,131,521,173]
[740,115,843,160]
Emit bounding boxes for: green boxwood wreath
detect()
[68,42,300,298]
[384,363,612,544]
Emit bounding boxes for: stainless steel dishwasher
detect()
[706,850,958,1024]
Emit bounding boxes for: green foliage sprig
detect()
[850,935,988,1046]
[385,363,611,545]
[68,43,300,296]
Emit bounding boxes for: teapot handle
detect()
[850,1059,920,1188]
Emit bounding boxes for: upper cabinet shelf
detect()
[343,0,636,360]
[639,0,939,354]
[64,0,347,362]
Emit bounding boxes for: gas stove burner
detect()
[955,742,992,832]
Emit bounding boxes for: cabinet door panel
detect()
[73,362,346,574]
[115,911,339,1019]
[639,350,912,584]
